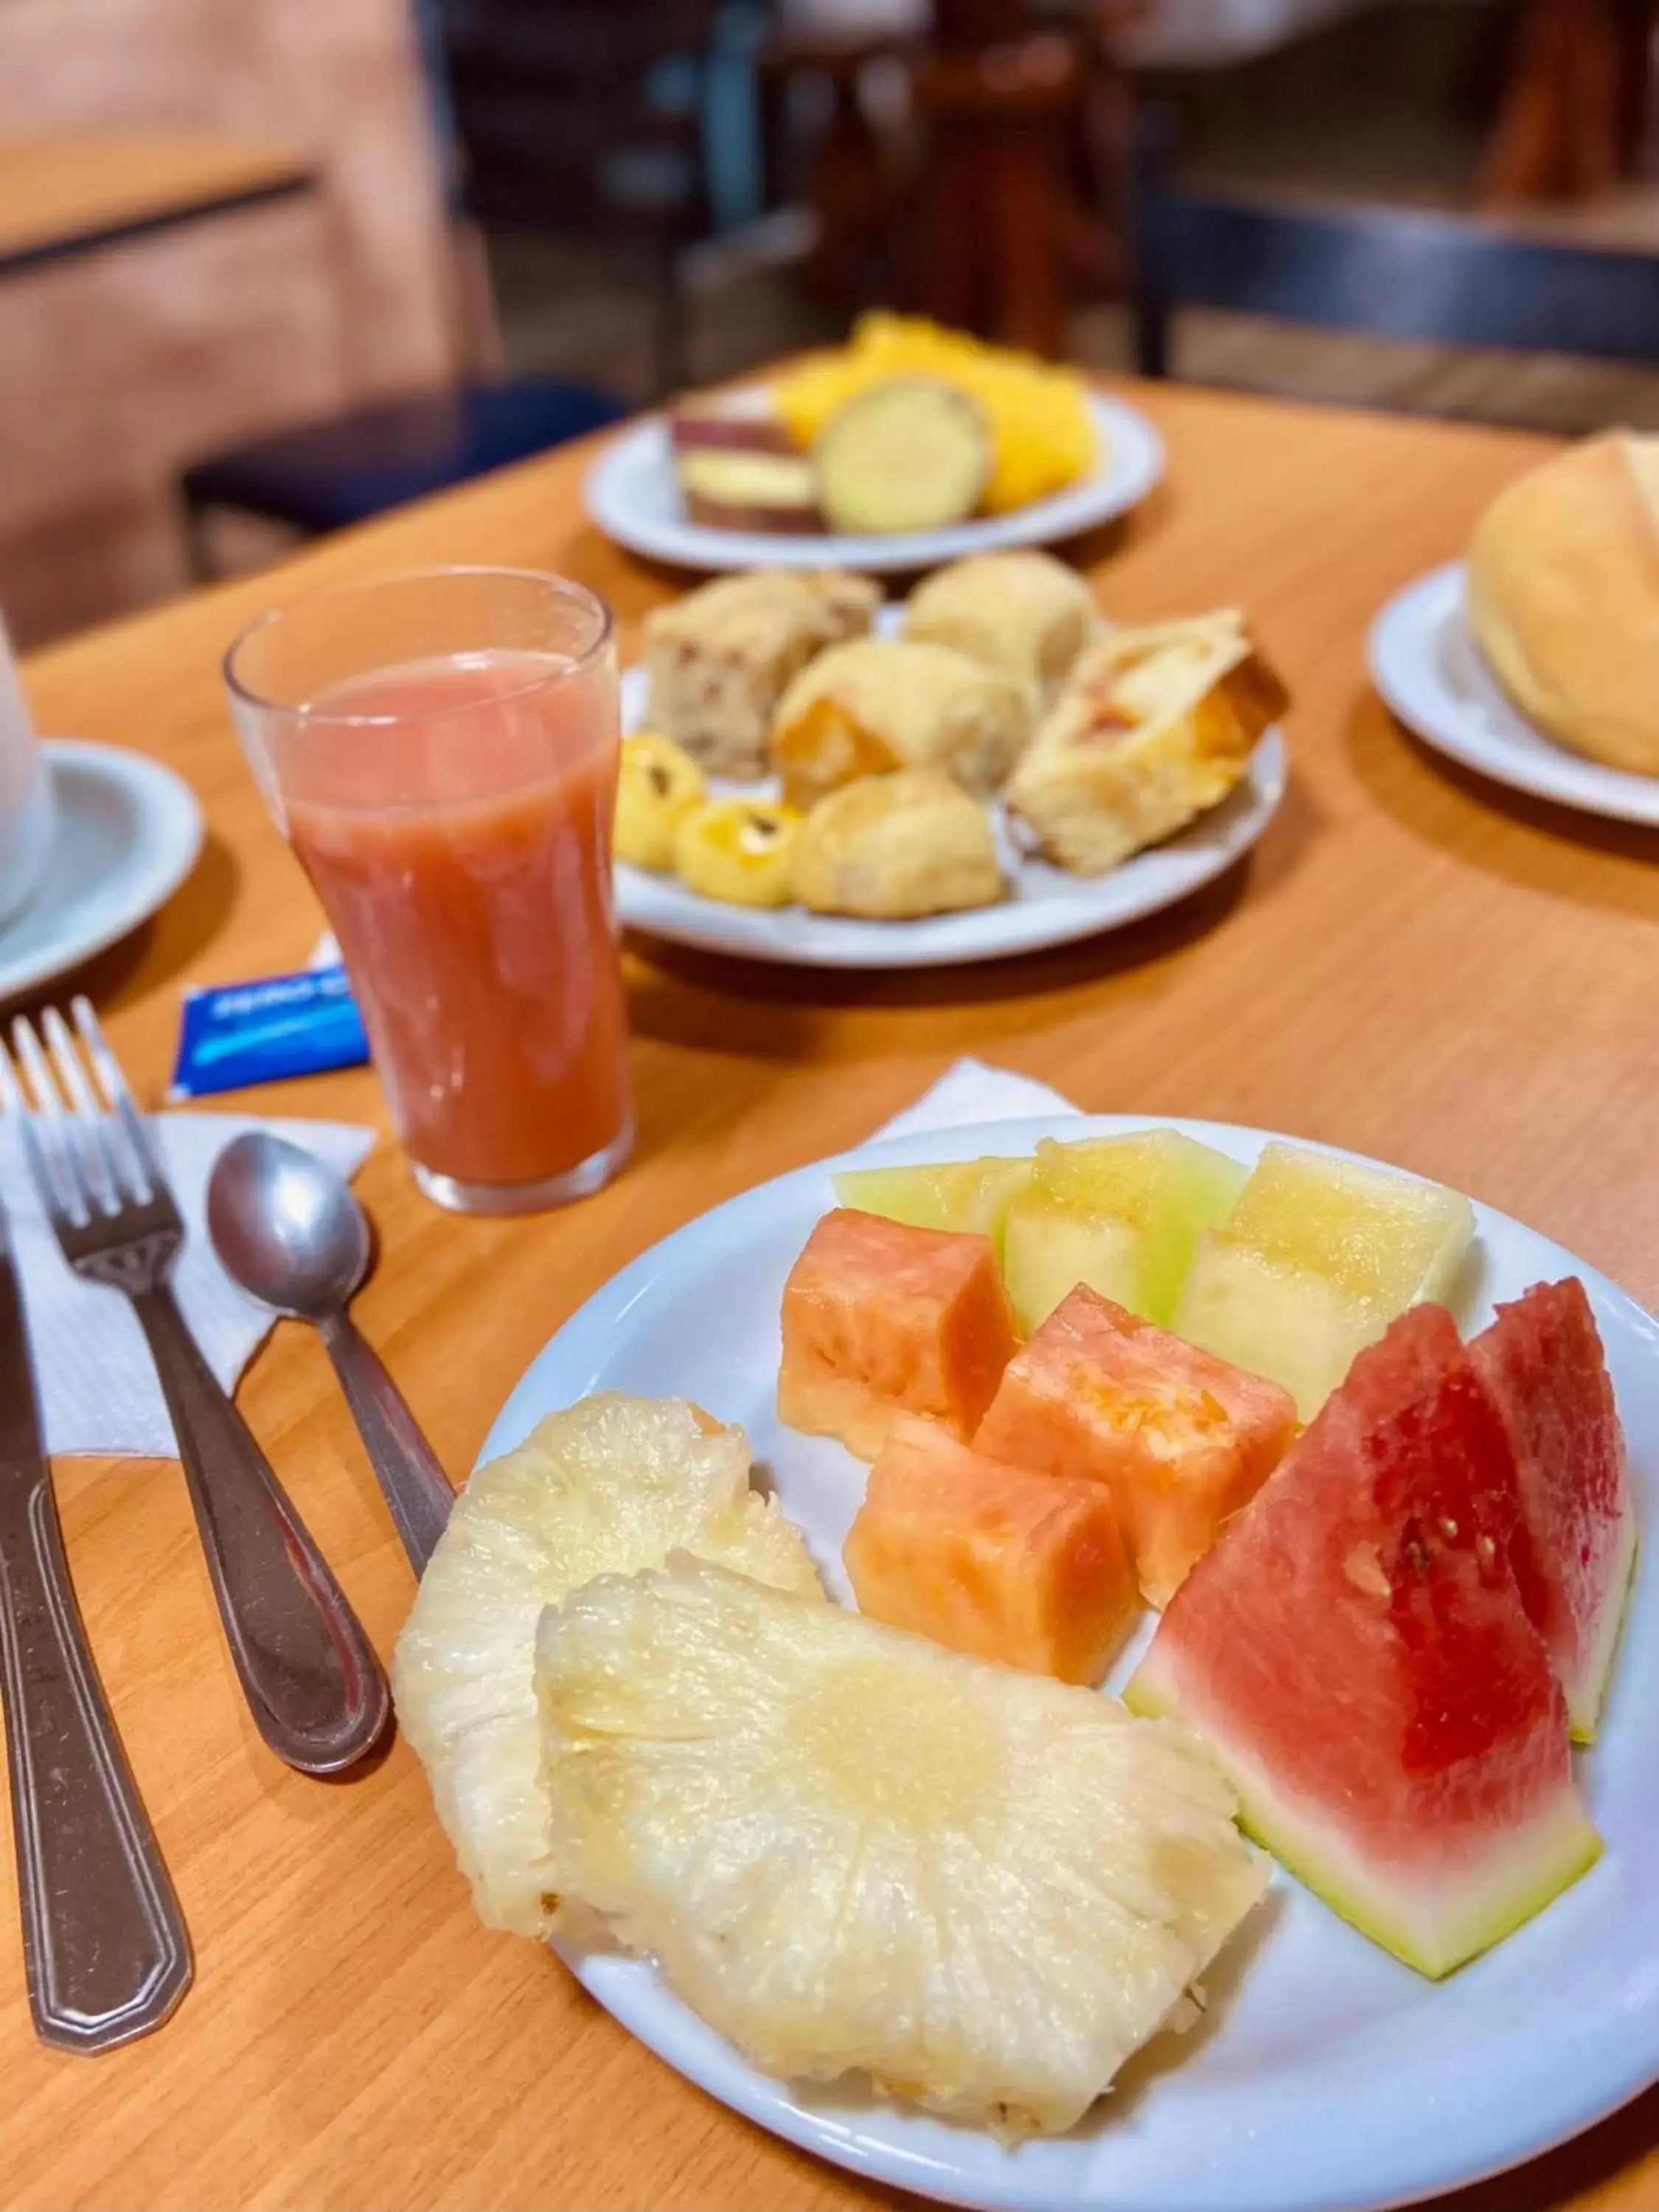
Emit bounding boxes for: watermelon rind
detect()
[1126,1650,1602,1980]
[1570,1502,1638,1746]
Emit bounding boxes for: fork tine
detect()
[42,1005,124,1214]
[72,996,158,1203]
[10,1015,89,1225]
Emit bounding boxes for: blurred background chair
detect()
[1132,103,1659,410]
[178,0,723,572]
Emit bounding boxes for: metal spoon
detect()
[206,1133,453,1574]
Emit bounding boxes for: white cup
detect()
[0,616,54,931]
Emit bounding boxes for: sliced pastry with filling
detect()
[771,636,1031,811]
[1006,613,1288,874]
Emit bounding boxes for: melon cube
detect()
[778,1208,1019,1461]
[832,1156,1033,1256]
[975,1285,1296,1605]
[845,1414,1138,1684]
[1001,1130,1248,1332]
[1175,1142,1476,1422]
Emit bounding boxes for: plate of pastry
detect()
[1371,434,1659,829]
[586,315,1165,575]
[614,550,1288,969]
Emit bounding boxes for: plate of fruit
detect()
[613,552,1287,967]
[585,316,1165,574]
[394,1116,1659,2212]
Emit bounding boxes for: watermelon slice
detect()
[1469,1279,1635,1745]
[1126,1304,1600,1978]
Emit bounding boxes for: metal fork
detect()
[4,1001,389,1776]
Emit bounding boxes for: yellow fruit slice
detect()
[1175,1142,1476,1421]
[537,1557,1266,2135]
[392,1395,821,1936]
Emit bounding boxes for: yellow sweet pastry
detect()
[771,637,1031,812]
[791,771,1004,919]
[674,796,802,908]
[613,734,706,872]
[903,550,1096,703]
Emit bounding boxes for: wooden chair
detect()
[1132,108,1659,397]
[178,0,714,572]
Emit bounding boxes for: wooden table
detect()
[7,378,1659,2211]
[0,133,311,276]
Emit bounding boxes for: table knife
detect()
[0,1199,192,2052]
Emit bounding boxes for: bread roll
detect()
[771,637,1030,811]
[1467,431,1659,776]
[791,771,1004,918]
[903,550,1096,703]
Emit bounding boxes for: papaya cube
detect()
[975,1285,1296,1607]
[845,1414,1138,1685]
[778,1208,1019,1460]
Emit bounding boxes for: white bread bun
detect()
[1467,431,1659,776]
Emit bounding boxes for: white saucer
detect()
[585,389,1165,576]
[0,740,204,1004]
[1369,563,1659,828]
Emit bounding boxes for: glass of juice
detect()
[225,566,632,1214]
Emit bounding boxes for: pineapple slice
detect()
[536,1557,1267,2137]
[393,1395,821,1936]
[1175,1142,1476,1422]
[1002,1130,1248,1333]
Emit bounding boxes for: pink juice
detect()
[281,651,631,1192]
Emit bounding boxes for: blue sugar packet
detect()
[169,963,369,1099]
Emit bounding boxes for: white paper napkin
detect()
[4,1113,376,1458]
[872,1056,1081,1144]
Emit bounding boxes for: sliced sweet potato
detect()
[815,378,990,536]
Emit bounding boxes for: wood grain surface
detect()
[8,378,1659,2212]
[0,133,310,273]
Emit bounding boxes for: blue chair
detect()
[179,377,626,569]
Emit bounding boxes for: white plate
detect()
[1370,563,1659,827]
[585,389,1164,575]
[0,740,204,1004]
[616,613,1284,969]
[484,1112,1659,2212]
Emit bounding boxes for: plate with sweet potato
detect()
[585,317,1164,574]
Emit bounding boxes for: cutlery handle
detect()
[131,1284,389,1775]
[319,1312,453,1576]
[0,1464,192,2052]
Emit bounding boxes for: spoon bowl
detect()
[208,1132,369,1322]
[207,1131,453,1571]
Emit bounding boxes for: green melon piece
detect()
[1127,1304,1600,1979]
[1001,1131,1248,1333]
[1175,1141,1475,1422]
[832,1158,1033,1256]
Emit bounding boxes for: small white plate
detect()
[1370,563,1659,828]
[585,389,1164,576]
[0,740,204,1004]
[616,613,1284,970]
[484,1113,1659,2212]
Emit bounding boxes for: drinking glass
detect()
[226,567,632,1215]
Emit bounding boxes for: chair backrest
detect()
[1131,110,1659,383]
[439,0,721,235]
